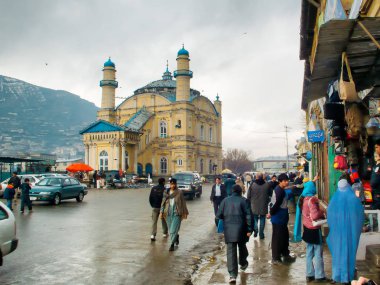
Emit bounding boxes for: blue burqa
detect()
[293,181,317,242]
[327,179,364,283]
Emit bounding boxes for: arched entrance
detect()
[145,163,153,177]
[137,163,143,176]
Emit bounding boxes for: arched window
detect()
[209,160,213,174]
[177,158,183,166]
[160,157,167,174]
[125,151,129,170]
[99,150,108,171]
[160,121,167,138]
[200,125,204,140]
[209,127,213,142]
[200,158,204,174]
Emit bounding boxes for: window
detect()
[160,121,167,138]
[177,158,183,166]
[200,125,204,140]
[160,157,167,174]
[209,127,213,142]
[200,158,204,174]
[99,150,109,171]
[0,206,8,220]
[209,160,213,174]
[70,178,80,185]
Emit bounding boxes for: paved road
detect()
[0,185,217,285]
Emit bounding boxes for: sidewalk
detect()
[191,217,333,285]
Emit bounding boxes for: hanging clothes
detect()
[327,179,364,283]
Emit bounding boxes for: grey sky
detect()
[0,0,305,158]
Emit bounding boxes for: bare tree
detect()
[223,148,253,174]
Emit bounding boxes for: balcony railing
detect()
[173,70,193,78]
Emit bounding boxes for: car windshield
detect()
[173,174,193,183]
[37,178,62,186]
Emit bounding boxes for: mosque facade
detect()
[80,46,223,177]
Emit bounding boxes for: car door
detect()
[69,178,81,197]
[61,178,73,199]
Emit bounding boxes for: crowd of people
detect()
[148,171,376,284]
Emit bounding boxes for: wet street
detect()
[1,185,341,285]
[0,185,220,285]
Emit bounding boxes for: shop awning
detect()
[302,17,380,110]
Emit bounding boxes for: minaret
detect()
[174,45,193,101]
[98,58,118,122]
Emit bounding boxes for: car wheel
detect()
[76,192,84,202]
[0,249,3,266]
[52,193,61,205]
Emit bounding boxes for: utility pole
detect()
[284,125,290,172]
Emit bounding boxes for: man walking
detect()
[149,177,168,241]
[210,177,227,225]
[269,173,295,264]
[217,185,252,283]
[247,173,271,239]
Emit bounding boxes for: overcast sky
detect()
[0,0,305,159]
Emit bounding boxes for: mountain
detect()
[0,75,98,157]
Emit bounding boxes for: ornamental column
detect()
[85,144,89,165]
[121,143,126,171]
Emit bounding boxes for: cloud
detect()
[0,0,305,157]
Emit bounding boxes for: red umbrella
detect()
[66,163,94,172]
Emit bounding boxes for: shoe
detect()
[229,277,237,283]
[162,234,168,238]
[169,244,175,251]
[271,259,282,265]
[330,280,336,284]
[283,255,296,263]
[306,276,315,282]
[150,235,156,241]
[259,235,265,240]
[253,231,258,238]
[240,263,248,271]
[314,277,331,283]
[175,234,179,245]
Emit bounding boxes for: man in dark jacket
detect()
[370,139,380,210]
[224,174,236,196]
[269,173,295,264]
[217,184,252,283]
[149,177,168,241]
[20,178,32,213]
[268,175,279,196]
[247,172,271,239]
[9,172,21,189]
[210,177,227,225]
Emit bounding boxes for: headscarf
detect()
[327,179,364,283]
[293,181,316,242]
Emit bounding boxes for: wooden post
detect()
[358,21,380,50]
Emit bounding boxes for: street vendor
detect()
[370,139,380,210]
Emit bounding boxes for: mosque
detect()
[80,46,223,177]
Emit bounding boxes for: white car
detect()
[0,201,18,265]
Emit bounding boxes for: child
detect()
[3,182,15,211]
[20,178,33,213]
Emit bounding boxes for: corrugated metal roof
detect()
[124,107,153,131]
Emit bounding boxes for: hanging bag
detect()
[339,52,360,102]
[334,155,348,170]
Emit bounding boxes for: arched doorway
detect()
[99,150,108,171]
[137,163,143,176]
[145,163,153,177]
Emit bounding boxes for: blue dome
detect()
[104,58,115,67]
[177,47,189,56]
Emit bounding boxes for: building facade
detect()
[80,46,223,176]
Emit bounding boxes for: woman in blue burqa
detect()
[327,175,364,284]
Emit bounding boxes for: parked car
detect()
[172,171,202,200]
[0,174,43,197]
[0,201,18,266]
[29,176,88,205]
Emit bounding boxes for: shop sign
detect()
[307,130,325,143]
